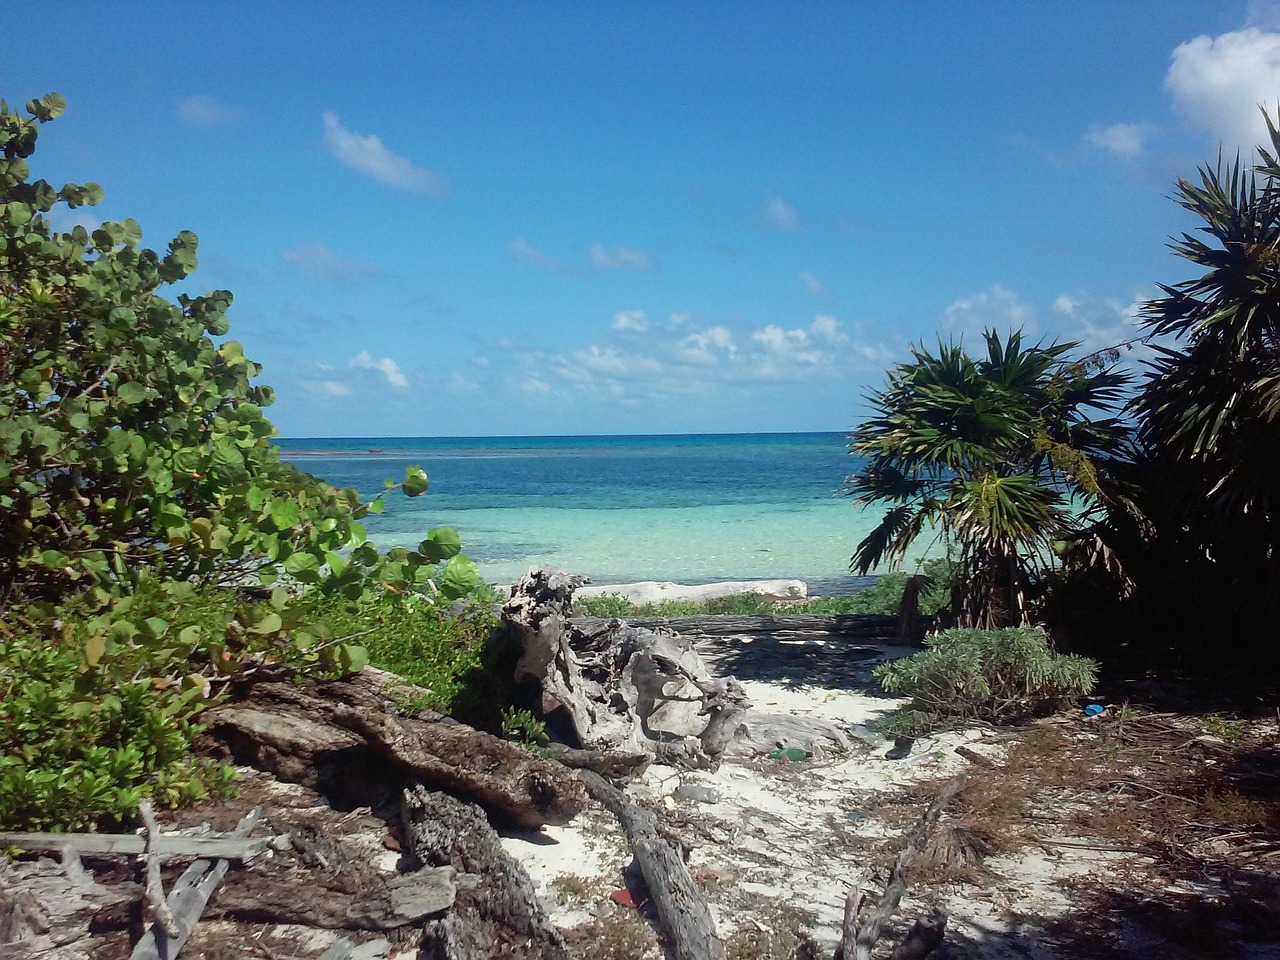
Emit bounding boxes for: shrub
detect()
[873,627,1098,735]
[0,94,494,831]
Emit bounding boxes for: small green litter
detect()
[766,747,809,762]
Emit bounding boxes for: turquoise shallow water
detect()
[276,433,931,591]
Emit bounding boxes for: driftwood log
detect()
[0,848,141,959]
[206,666,585,829]
[579,770,726,960]
[505,568,751,770]
[401,785,569,960]
[834,773,964,960]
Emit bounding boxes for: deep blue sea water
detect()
[275,433,909,593]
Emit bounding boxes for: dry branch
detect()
[836,773,964,960]
[579,769,726,960]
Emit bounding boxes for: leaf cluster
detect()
[847,329,1127,627]
[874,627,1098,736]
[0,95,497,830]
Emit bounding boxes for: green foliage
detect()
[0,95,478,617]
[572,592,778,617]
[847,330,1127,629]
[311,592,499,715]
[873,627,1098,735]
[500,707,549,748]
[0,95,496,830]
[0,604,239,832]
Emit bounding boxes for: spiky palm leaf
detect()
[848,330,1127,627]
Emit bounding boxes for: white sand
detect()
[501,674,1148,957]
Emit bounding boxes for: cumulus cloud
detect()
[1085,122,1152,159]
[1166,26,1280,151]
[760,192,802,231]
[590,244,656,272]
[941,285,1037,340]
[178,96,242,126]
[322,112,449,196]
[508,237,567,273]
[612,310,650,332]
[502,311,887,406]
[1053,294,1080,315]
[298,379,353,398]
[350,350,409,388]
[281,242,383,284]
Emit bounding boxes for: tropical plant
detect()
[847,330,1127,628]
[0,94,494,830]
[0,94,482,615]
[1128,118,1280,636]
[873,626,1098,735]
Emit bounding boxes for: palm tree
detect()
[848,329,1128,629]
[1130,116,1280,633]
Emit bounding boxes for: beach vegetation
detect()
[0,94,494,831]
[846,329,1128,629]
[1048,112,1280,666]
[873,626,1098,736]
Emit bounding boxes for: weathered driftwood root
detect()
[401,785,569,960]
[579,770,726,960]
[206,667,586,829]
[0,848,141,959]
[835,773,964,960]
[505,567,751,770]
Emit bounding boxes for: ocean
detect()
[275,432,919,594]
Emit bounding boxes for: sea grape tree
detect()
[0,93,480,613]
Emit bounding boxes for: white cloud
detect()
[508,237,566,273]
[322,112,449,196]
[1053,294,1080,315]
[1166,26,1280,152]
[1085,122,1152,159]
[497,311,886,407]
[281,242,382,284]
[43,206,100,235]
[810,314,848,343]
[799,270,829,298]
[350,350,409,389]
[178,96,242,126]
[447,373,481,395]
[298,380,353,398]
[760,192,802,231]
[590,244,656,272]
[612,310,650,332]
[941,285,1037,340]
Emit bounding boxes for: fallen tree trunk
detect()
[206,667,586,830]
[579,770,725,960]
[0,849,141,959]
[400,785,569,960]
[572,614,918,644]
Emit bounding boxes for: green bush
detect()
[308,592,500,715]
[873,627,1098,736]
[0,94,495,831]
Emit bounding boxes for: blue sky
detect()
[7,2,1280,437]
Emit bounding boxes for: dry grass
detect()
[723,900,818,960]
[563,907,661,960]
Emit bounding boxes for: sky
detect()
[6,2,1280,437]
